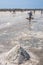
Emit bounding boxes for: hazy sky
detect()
[0,0,43,8]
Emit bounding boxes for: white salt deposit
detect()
[0,45,39,65]
[0,11,43,65]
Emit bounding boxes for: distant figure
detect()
[34,10,35,14]
[28,11,32,21]
[26,11,33,21]
[41,10,43,15]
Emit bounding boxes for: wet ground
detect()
[0,11,43,65]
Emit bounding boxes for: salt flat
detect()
[0,11,43,65]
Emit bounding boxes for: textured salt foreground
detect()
[0,11,43,65]
[0,45,39,65]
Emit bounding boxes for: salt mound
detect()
[0,45,39,65]
[6,45,30,65]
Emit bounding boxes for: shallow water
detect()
[0,11,43,53]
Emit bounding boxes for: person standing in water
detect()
[28,11,32,22]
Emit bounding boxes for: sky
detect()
[0,0,43,9]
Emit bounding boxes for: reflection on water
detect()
[0,11,43,53]
[28,21,32,31]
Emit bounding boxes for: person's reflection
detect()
[28,20,32,31]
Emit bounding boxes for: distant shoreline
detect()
[0,9,43,12]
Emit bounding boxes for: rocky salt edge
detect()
[0,44,39,65]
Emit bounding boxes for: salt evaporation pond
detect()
[0,11,43,65]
